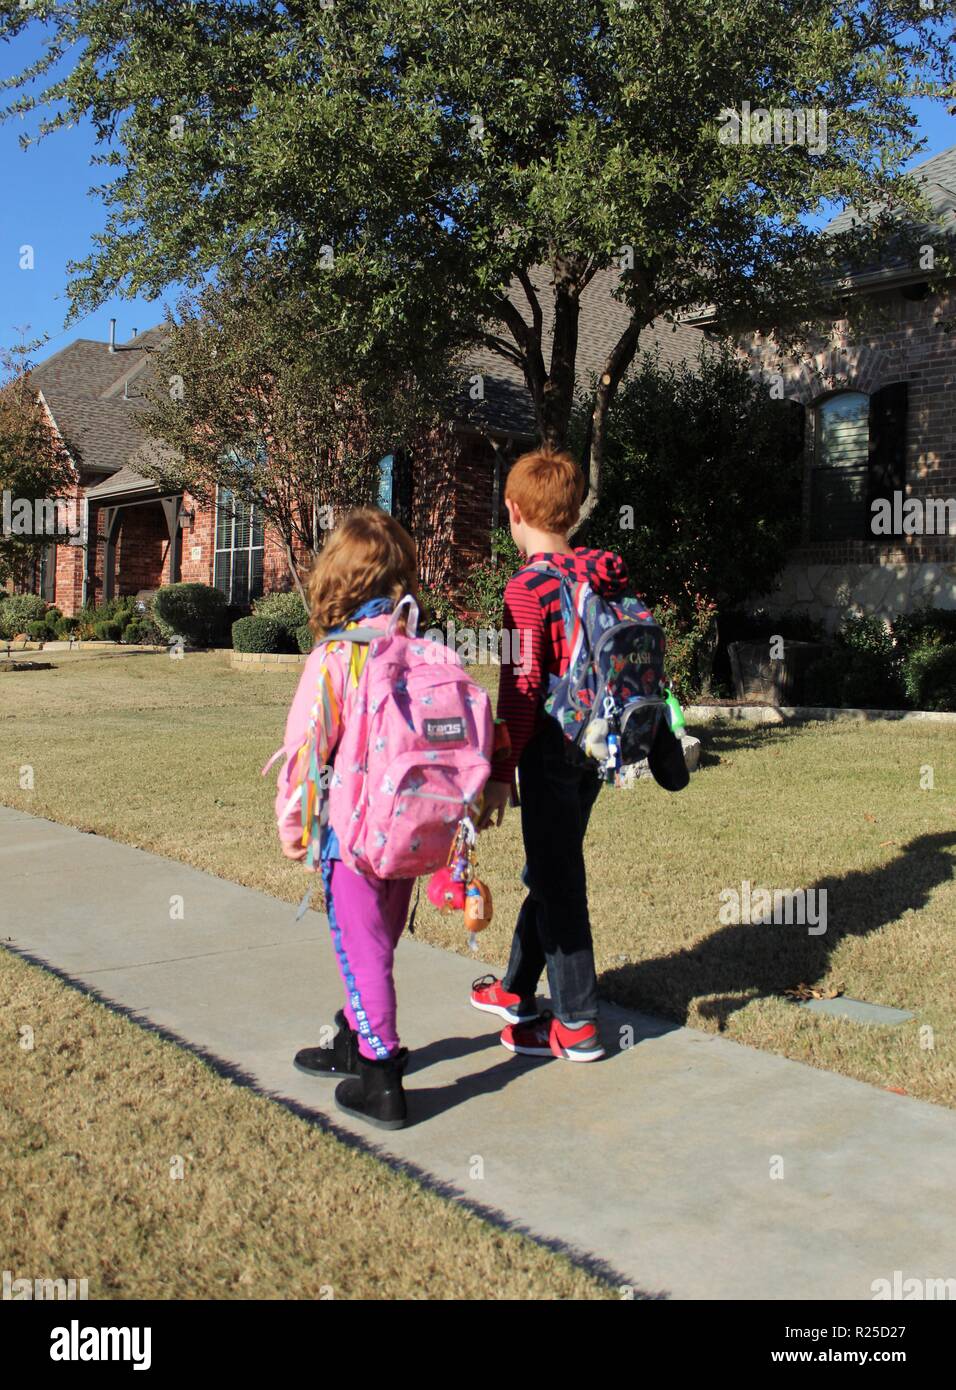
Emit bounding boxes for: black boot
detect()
[294,1010,359,1079]
[334,1047,409,1130]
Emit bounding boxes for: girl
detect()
[274,508,419,1131]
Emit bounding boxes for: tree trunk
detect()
[575,315,647,532]
[284,539,308,606]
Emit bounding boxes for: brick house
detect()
[696,142,956,630]
[23,270,704,616]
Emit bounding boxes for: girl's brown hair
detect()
[306,508,419,638]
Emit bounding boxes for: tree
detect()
[584,344,805,620]
[0,339,76,588]
[3,1,954,521]
[138,262,455,598]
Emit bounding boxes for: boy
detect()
[473,446,629,1062]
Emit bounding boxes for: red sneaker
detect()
[470,974,538,1025]
[500,1012,605,1062]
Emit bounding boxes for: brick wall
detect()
[51,475,86,615]
[739,282,956,568]
[113,502,172,595]
[409,424,522,595]
[179,489,215,586]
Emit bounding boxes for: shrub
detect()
[0,593,48,638]
[54,616,80,638]
[803,613,907,710]
[26,620,49,641]
[136,614,166,644]
[902,643,956,712]
[296,621,315,654]
[94,595,136,625]
[458,528,522,628]
[152,583,228,648]
[232,615,284,653]
[253,590,308,638]
[838,613,894,659]
[892,607,956,660]
[93,619,123,642]
[654,590,719,703]
[121,620,145,645]
[804,647,905,710]
[418,583,458,631]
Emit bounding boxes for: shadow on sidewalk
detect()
[599,830,956,1032]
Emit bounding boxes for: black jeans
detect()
[502,720,602,1023]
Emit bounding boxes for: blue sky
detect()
[2,26,955,367]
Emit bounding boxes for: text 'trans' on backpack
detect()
[327,596,494,879]
[528,561,668,775]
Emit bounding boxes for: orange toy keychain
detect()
[426,816,493,952]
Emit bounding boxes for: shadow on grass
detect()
[1,943,655,1299]
[600,831,956,1032]
[694,719,818,769]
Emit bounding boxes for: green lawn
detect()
[3,650,956,1111]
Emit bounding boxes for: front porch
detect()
[85,476,188,607]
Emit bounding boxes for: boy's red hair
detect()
[306,508,418,638]
[504,447,585,533]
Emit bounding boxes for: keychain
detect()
[426,816,493,952]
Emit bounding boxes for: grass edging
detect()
[686,703,956,724]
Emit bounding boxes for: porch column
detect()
[160,496,183,585]
[102,506,121,604]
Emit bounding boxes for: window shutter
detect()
[782,398,806,465]
[867,383,908,539]
[41,544,56,601]
[393,449,412,528]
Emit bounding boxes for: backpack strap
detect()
[319,625,381,646]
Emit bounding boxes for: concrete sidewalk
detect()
[3,803,955,1300]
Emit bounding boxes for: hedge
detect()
[902,643,956,712]
[253,591,308,638]
[153,583,228,647]
[232,616,285,654]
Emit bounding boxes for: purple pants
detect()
[325,858,414,1060]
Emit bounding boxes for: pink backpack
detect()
[327,597,493,879]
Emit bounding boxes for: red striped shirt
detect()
[493,547,630,784]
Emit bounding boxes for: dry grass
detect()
[3,650,956,1109]
[0,945,611,1300]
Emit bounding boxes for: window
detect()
[811,391,870,541]
[810,386,908,541]
[376,453,395,513]
[214,487,264,606]
[375,450,412,525]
